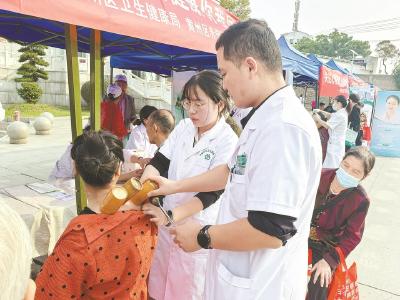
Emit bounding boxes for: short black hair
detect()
[349,93,360,104]
[71,131,123,187]
[134,105,157,125]
[215,19,282,72]
[335,95,348,108]
[386,95,400,105]
[148,109,175,135]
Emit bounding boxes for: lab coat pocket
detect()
[216,261,256,298]
[229,174,247,216]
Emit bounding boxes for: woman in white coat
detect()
[126,105,158,156]
[314,95,349,168]
[141,70,238,300]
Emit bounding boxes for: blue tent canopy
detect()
[277,36,319,82]
[326,59,351,75]
[110,52,217,76]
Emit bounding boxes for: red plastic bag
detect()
[328,247,359,300]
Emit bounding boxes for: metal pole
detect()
[65,23,87,214]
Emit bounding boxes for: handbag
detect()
[327,247,359,300]
[345,127,358,148]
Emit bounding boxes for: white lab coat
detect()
[125,123,157,156]
[148,117,238,300]
[203,86,322,299]
[323,108,348,168]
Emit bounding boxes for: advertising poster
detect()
[370,91,400,157]
[172,71,196,123]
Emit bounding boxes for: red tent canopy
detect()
[0,0,237,53]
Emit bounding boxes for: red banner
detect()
[349,75,368,88]
[0,0,238,53]
[318,66,349,98]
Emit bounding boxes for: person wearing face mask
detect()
[306,146,375,300]
[313,95,349,168]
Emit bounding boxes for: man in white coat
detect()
[148,19,322,299]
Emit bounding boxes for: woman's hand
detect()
[311,258,332,287]
[142,202,168,226]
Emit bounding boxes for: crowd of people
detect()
[0,19,376,300]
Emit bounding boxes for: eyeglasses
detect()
[182,99,207,112]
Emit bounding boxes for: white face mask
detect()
[332,103,339,111]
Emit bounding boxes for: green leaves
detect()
[17,82,43,104]
[295,30,371,60]
[220,0,251,21]
[15,44,49,103]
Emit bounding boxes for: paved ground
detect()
[0,117,399,298]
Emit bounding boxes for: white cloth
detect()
[48,144,74,180]
[230,106,252,129]
[125,123,157,156]
[148,118,238,300]
[204,86,322,300]
[323,108,348,168]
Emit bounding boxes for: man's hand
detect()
[169,220,203,252]
[311,258,332,287]
[147,176,179,197]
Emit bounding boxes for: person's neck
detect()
[252,75,286,107]
[85,183,113,213]
[156,134,167,147]
[198,117,219,136]
[330,176,345,195]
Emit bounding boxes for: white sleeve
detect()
[327,112,342,130]
[126,127,144,150]
[159,119,188,160]
[246,124,312,218]
[210,129,238,168]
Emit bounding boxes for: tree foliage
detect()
[15,45,49,83]
[17,82,42,104]
[295,30,371,60]
[393,65,400,90]
[15,44,49,104]
[375,40,399,75]
[220,0,250,21]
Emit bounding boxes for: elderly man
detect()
[114,74,136,133]
[119,109,175,182]
[145,109,175,149]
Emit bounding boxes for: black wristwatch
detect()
[197,225,212,249]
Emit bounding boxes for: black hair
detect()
[71,130,124,187]
[148,109,175,135]
[343,146,375,178]
[334,95,348,109]
[133,105,157,126]
[182,70,241,136]
[216,19,282,72]
[349,93,360,104]
[182,70,230,115]
[386,95,400,105]
[317,111,328,122]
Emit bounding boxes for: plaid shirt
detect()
[310,169,370,269]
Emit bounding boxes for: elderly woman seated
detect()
[307,146,375,300]
[35,130,157,299]
[0,203,36,300]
